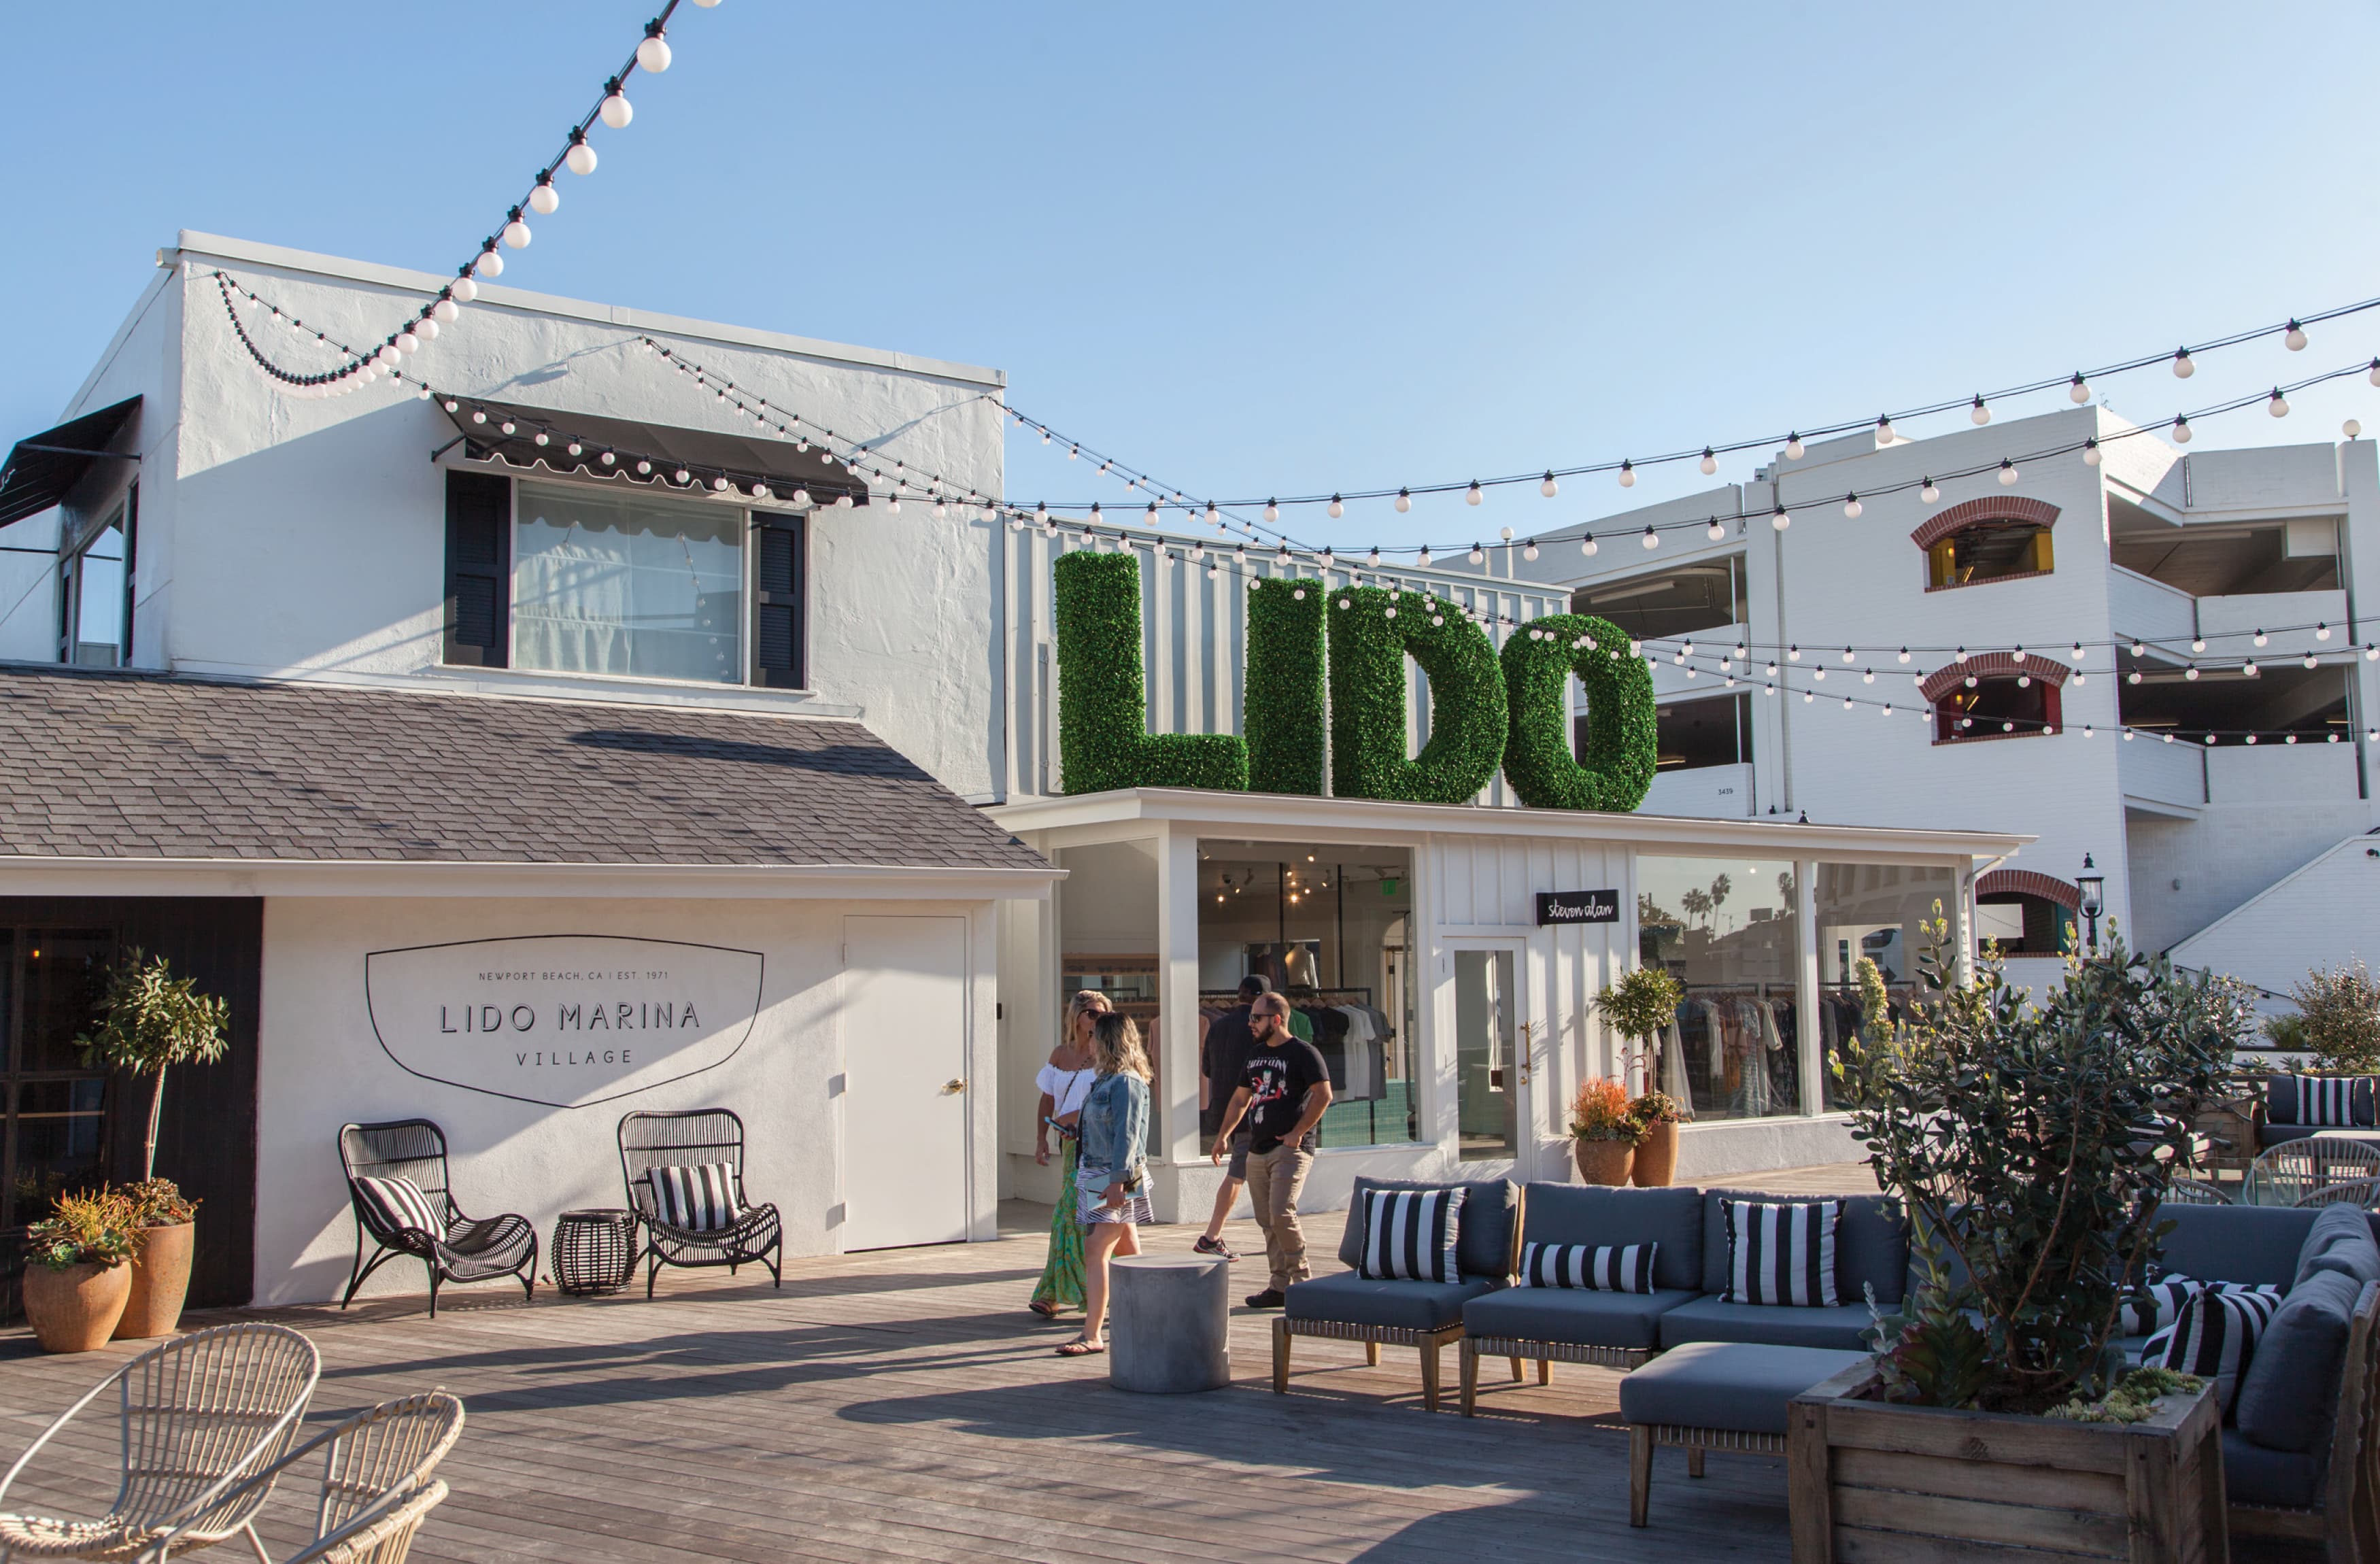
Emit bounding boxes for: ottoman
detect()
[1618,1341,1871,1527]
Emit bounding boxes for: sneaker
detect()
[1193,1235,1240,1261]
[1243,1288,1286,1310]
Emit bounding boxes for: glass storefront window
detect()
[1055,841,1162,1146]
[1197,840,1417,1149]
[1453,949,1517,1160]
[1814,862,1959,1110]
[1637,855,1801,1121]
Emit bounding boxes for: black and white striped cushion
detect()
[353,1175,443,1240]
[2151,1285,2282,1412]
[1723,1199,1839,1307]
[2121,1274,2204,1338]
[648,1163,746,1231]
[1357,1187,1467,1282]
[2276,1074,2368,1127]
[1518,1241,1657,1294]
[2141,1281,2280,1358]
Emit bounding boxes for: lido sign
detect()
[364,935,766,1108]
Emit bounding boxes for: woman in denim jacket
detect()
[1058,1010,1153,1357]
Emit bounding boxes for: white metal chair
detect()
[2162,1176,2234,1206]
[2297,1177,2380,1212]
[134,1391,464,1564]
[2245,1136,2380,1207]
[0,1322,320,1561]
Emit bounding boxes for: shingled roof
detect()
[0,665,1051,872]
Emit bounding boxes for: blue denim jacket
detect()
[1076,1070,1149,1183]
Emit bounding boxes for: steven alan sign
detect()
[1535,889,1620,925]
[364,935,765,1108]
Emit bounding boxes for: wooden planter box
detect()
[1787,1362,2228,1564]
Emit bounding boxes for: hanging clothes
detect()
[1661,1014,1692,1106]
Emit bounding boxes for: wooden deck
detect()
[0,1165,2321,1563]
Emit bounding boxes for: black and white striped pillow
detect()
[1357,1187,1468,1283]
[353,1175,443,1241]
[648,1162,747,1231]
[1518,1241,1657,1293]
[2141,1281,2279,1358]
[2121,1274,2204,1338]
[1723,1199,1839,1307]
[2151,1286,2282,1412]
[2281,1074,2366,1127]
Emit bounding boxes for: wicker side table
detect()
[551,1208,639,1296]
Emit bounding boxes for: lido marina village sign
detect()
[364,935,767,1109]
[1053,550,1661,809]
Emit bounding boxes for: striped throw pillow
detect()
[2152,1285,2283,1412]
[353,1174,443,1241]
[1518,1241,1657,1294]
[1723,1199,1840,1307]
[2141,1281,2280,1359]
[1357,1187,1467,1283]
[2121,1274,2205,1338]
[2277,1074,2370,1127]
[648,1163,747,1232]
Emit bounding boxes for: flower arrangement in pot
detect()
[1625,1090,1686,1187]
[22,1189,140,1353]
[1567,1077,1642,1185]
[75,947,228,1339]
[1593,965,1688,1185]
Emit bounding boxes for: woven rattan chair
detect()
[0,1322,320,1562]
[618,1109,783,1297]
[2245,1136,2380,1208]
[2162,1176,2234,1206]
[338,1120,537,1317]
[134,1391,463,1564]
[2298,1177,2380,1212]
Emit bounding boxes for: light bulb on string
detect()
[2069,373,2090,404]
[1771,506,1790,531]
[502,216,532,250]
[1580,534,1598,556]
[1641,524,1659,550]
[1699,447,1718,475]
[1523,539,1539,561]
[636,27,672,71]
[2285,319,2308,351]
[2173,347,2194,378]
[1540,472,1559,498]
[1998,459,2019,486]
[472,249,502,277]
[1706,517,1726,541]
[1328,494,1344,518]
[1467,480,1484,505]
[1617,461,1635,489]
[2319,622,2334,641]
[529,179,560,216]
[1920,478,1940,503]
[1785,432,1804,460]
[1395,488,1412,513]
[1263,499,1279,523]
[2173,417,2194,443]
[566,137,597,176]
[1842,493,1862,519]
[2191,637,2205,653]
[1468,543,1484,564]
[1418,545,1433,565]
[1969,396,1990,426]
[1875,415,1894,447]
[2369,359,2380,388]
[2269,389,2290,418]
[2082,438,2101,467]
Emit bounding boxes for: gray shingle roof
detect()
[0,666,1051,872]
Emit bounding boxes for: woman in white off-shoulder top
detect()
[1029,989,1109,1319]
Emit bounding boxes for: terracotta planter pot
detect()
[22,1260,132,1353]
[1573,1137,1635,1186]
[1631,1119,1680,1187]
[116,1221,194,1340]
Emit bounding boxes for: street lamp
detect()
[2077,853,2106,957]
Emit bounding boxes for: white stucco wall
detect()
[256,894,998,1306]
[2169,836,2380,998]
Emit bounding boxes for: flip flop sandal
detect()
[1028,1299,1061,1319]
[1053,1338,1106,1357]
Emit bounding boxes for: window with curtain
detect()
[513,481,743,683]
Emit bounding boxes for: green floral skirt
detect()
[1031,1136,1087,1311]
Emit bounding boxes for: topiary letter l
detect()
[1053,550,1249,794]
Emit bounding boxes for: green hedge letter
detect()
[1499,612,1656,811]
[1053,550,1249,794]
[1244,578,1326,795]
[1327,585,1507,803]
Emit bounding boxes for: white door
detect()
[842,916,971,1250]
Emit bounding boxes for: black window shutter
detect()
[443,471,510,667]
[751,516,805,688]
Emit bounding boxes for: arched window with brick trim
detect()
[1974,869,2079,955]
[1911,497,2060,590]
[1920,653,2068,743]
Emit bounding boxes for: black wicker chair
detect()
[337,1119,538,1317]
[619,1108,783,1297]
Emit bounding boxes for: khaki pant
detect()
[1246,1138,1316,1294]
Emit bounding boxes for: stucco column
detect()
[1795,858,1821,1115]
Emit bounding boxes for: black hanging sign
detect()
[1536,889,1620,926]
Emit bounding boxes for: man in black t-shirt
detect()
[1193,974,1271,1261]
[1211,991,1333,1307]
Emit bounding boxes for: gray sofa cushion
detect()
[1656,1293,1878,1353]
[2235,1269,2360,1453]
[1461,1286,1697,1352]
[1284,1272,1494,1331]
[1518,1183,1703,1291]
[1618,1342,1871,1435]
[1699,1189,1905,1308]
[2295,1204,2380,1291]
[2224,1429,2322,1510]
[1338,1177,1519,1280]
[2159,1206,2319,1289]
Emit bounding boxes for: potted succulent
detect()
[75,948,228,1338]
[1567,1077,1642,1185]
[113,1178,199,1338]
[1792,925,2259,1559]
[22,1189,139,1352]
[1625,1090,1686,1187]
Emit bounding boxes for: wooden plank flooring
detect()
[0,1165,2319,1562]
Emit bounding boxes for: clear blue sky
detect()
[8,1,2377,551]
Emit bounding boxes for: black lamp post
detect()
[2077,853,2106,957]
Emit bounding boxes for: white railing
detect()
[2118,735,2207,810]
[2206,743,2361,804]
[2108,566,2196,645]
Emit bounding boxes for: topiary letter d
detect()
[1053,550,1249,794]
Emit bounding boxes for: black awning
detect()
[438,398,870,505]
[0,396,141,527]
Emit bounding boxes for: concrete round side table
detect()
[1109,1254,1230,1393]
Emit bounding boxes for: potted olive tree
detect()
[1593,966,1686,1185]
[21,1189,139,1352]
[1793,922,2258,1560]
[1567,1077,1640,1185]
[75,948,227,1338]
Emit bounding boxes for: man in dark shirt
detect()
[1211,991,1333,1308]
[1193,974,1270,1260]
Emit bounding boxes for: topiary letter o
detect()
[1499,612,1656,811]
[1244,578,1326,795]
[1327,585,1507,804]
[1053,550,1249,794]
